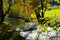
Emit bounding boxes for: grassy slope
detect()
[45,6,60,18]
[30,6,60,22]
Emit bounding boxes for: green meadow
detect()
[31,6,60,19]
[45,6,60,18]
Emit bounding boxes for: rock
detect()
[57,27,60,36]
[16,27,20,31]
[25,23,37,31]
[39,34,49,40]
[19,23,58,40]
[28,23,36,30]
[26,30,38,40]
[41,31,48,36]
[47,27,53,31]
[48,30,57,37]
[20,31,30,37]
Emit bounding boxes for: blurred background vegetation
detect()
[0,0,60,40]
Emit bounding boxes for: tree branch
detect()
[4,4,11,17]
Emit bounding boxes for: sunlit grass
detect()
[45,8,60,18]
[31,6,60,19]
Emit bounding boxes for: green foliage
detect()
[8,3,20,18]
[39,25,47,32]
[3,0,9,13]
[1,0,60,40]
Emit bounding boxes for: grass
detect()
[31,6,60,19]
[45,6,60,18]
[45,8,60,18]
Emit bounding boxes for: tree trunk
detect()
[41,12,44,18]
[0,0,12,24]
[35,10,41,22]
[41,1,44,18]
[0,0,4,24]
